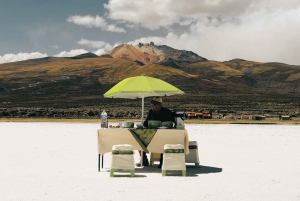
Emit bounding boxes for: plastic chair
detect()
[185,141,200,167]
[110,144,135,177]
[162,144,186,177]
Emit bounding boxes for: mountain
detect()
[1,44,300,118]
[104,42,207,66]
[71,52,99,59]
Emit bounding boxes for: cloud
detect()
[67,15,126,33]
[54,49,88,57]
[77,39,113,50]
[94,49,106,55]
[77,39,114,56]
[104,0,255,30]
[128,36,166,46]
[183,6,300,64]
[0,52,48,64]
[51,45,60,49]
[104,0,300,31]
[124,0,300,65]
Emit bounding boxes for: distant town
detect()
[184,110,292,121]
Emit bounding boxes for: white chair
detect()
[110,144,135,177]
[162,144,186,177]
[185,141,200,167]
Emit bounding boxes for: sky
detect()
[0,0,300,65]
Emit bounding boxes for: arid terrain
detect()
[1,42,300,119]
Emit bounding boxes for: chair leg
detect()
[130,170,135,177]
[182,170,186,177]
[110,169,134,177]
[110,169,114,177]
[102,155,104,168]
[162,170,166,176]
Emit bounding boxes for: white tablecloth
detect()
[97,129,189,155]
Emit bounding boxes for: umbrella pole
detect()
[141,95,144,167]
[141,95,144,122]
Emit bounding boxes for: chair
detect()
[110,144,135,177]
[162,144,186,177]
[185,141,200,167]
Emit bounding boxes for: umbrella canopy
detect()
[104,75,184,120]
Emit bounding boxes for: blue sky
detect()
[1,0,300,65]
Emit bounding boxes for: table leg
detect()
[98,154,105,171]
[98,154,104,172]
[98,154,100,172]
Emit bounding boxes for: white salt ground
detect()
[0,122,300,201]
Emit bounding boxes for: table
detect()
[97,128,190,170]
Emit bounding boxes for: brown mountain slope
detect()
[224,59,300,94]
[1,49,300,118]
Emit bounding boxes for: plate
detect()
[157,126,168,129]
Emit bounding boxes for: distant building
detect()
[185,112,202,119]
[212,114,222,119]
[185,110,212,119]
[279,115,291,120]
[236,114,252,120]
[223,114,234,119]
[252,115,266,120]
[202,110,212,119]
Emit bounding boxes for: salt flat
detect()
[0,122,300,201]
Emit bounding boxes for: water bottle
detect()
[100,109,108,128]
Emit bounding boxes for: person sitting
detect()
[143,97,176,128]
[136,97,176,168]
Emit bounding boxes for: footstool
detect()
[162,144,186,177]
[110,144,135,177]
[185,141,200,167]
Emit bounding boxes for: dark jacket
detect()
[143,107,176,128]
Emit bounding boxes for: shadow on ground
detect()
[105,164,223,177]
[99,164,222,178]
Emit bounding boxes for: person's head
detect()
[151,97,162,112]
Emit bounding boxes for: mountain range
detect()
[1,42,300,118]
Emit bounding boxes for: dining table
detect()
[97,128,190,171]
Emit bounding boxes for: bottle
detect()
[100,109,108,128]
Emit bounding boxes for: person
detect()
[143,97,176,128]
[135,97,176,168]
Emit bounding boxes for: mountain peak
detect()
[104,42,207,65]
[71,52,99,59]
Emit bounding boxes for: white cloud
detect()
[54,49,88,57]
[67,15,126,33]
[127,7,300,65]
[104,0,256,30]
[51,45,60,49]
[0,52,48,64]
[94,49,106,55]
[124,1,300,65]
[77,39,114,56]
[128,36,166,46]
[183,6,300,64]
[104,0,300,31]
[77,39,113,50]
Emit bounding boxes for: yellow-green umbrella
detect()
[104,75,184,120]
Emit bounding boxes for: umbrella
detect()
[103,75,184,120]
